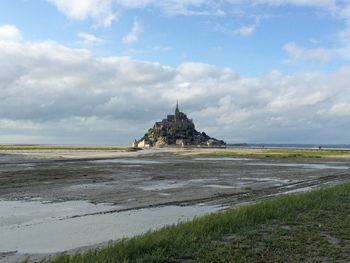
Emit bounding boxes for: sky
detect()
[0,0,350,145]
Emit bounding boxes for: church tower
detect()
[175,100,180,116]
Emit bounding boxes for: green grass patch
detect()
[42,183,350,262]
[200,148,350,158]
[0,145,140,151]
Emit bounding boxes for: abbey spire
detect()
[175,100,179,116]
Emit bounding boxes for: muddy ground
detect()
[1,149,350,262]
[1,150,350,210]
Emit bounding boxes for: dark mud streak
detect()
[1,154,349,213]
[61,173,350,219]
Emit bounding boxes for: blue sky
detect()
[0,0,347,74]
[0,0,350,145]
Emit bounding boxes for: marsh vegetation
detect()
[201,148,350,158]
[43,183,350,263]
[0,145,139,151]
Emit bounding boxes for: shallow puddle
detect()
[239,177,293,184]
[138,181,188,191]
[203,184,238,189]
[65,183,115,191]
[0,200,220,254]
[193,157,251,161]
[282,186,313,194]
[248,162,349,170]
[91,158,163,164]
[188,178,219,183]
[0,200,119,228]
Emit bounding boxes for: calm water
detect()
[0,199,221,254]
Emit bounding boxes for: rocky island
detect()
[133,102,226,148]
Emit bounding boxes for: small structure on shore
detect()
[132,102,225,148]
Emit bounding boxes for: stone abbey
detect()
[133,102,225,148]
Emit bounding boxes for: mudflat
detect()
[1,148,350,208]
[0,147,350,262]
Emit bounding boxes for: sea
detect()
[227,143,350,150]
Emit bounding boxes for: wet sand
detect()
[0,147,271,159]
[0,148,350,262]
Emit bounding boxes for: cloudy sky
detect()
[1,0,350,145]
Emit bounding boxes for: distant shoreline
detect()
[1,145,350,159]
[228,143,350,150]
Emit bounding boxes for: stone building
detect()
[133,139,150,148]
[132,102,225,148]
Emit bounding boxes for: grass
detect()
[3,145,349,158]
[199,148,350,158]
[0,145,140,151]
[41,182,350,263]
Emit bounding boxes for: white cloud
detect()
[340,3,350,21]
[213,23,258,37]
[283,41,350,63]
[0,119,42,130]
[115,0,223,16]
[46,0,349,22]
[114,0,339,15]
[77,32,104,45]
[122,46,173,56]
[283,42,334,63]
[324,102,350,117]
[251,0,337,9]
[277,1,350,63]
[46,0,223,19]
[177,62,235,81]
[1,31,350,144]
[234,25,256,37]
[47,0,117,26]
[122,18,142,44]
[0,25,21,42]
[152,46,172,52]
